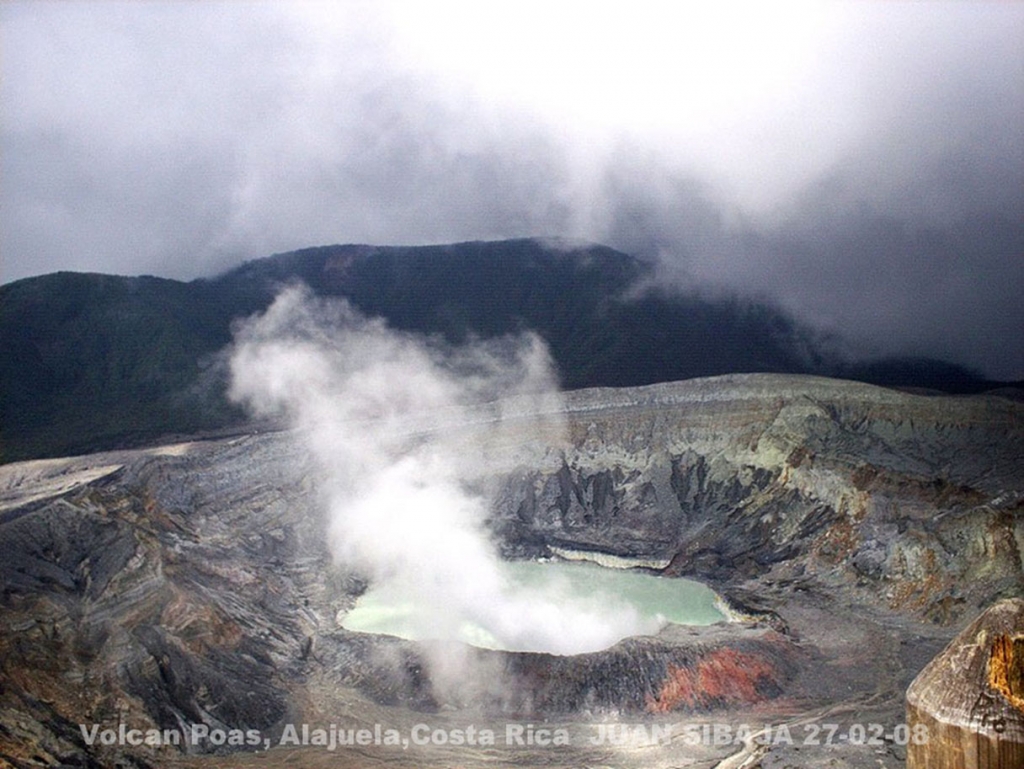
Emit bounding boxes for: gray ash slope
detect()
[0,374,1022,768]
[502,374,1023,615]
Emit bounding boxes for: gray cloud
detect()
[2,2,1022,377]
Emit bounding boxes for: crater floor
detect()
[1,374,1021,768]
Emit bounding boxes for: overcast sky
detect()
[2,1,1022,378]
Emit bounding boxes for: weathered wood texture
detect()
[906,598,1024,768]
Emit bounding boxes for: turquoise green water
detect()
[341,559,726,651]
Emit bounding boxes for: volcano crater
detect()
[2,375,1022,768]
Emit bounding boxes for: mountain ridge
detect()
[0,238,1012,463]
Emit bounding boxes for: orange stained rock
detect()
[645,648,780,713]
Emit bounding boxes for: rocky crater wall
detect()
[0,374,1021,767]
[491,375,1024,622]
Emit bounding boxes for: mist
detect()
[4,2,1022,378]
[227,285,658,654]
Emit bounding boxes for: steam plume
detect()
[228,285,655,654]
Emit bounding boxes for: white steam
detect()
[228,285,656,654]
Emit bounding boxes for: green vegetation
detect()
[0,239,1000,463]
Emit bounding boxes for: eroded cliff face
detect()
[0,438,333,767]
[493,375,1024,622]
[0,374,1021,768]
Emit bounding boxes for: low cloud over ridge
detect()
[3,2,1022,377]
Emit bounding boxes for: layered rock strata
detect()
[0,374,1021,768]
[493,375,1023,623]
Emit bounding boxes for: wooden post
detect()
[906,597,1024,768]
